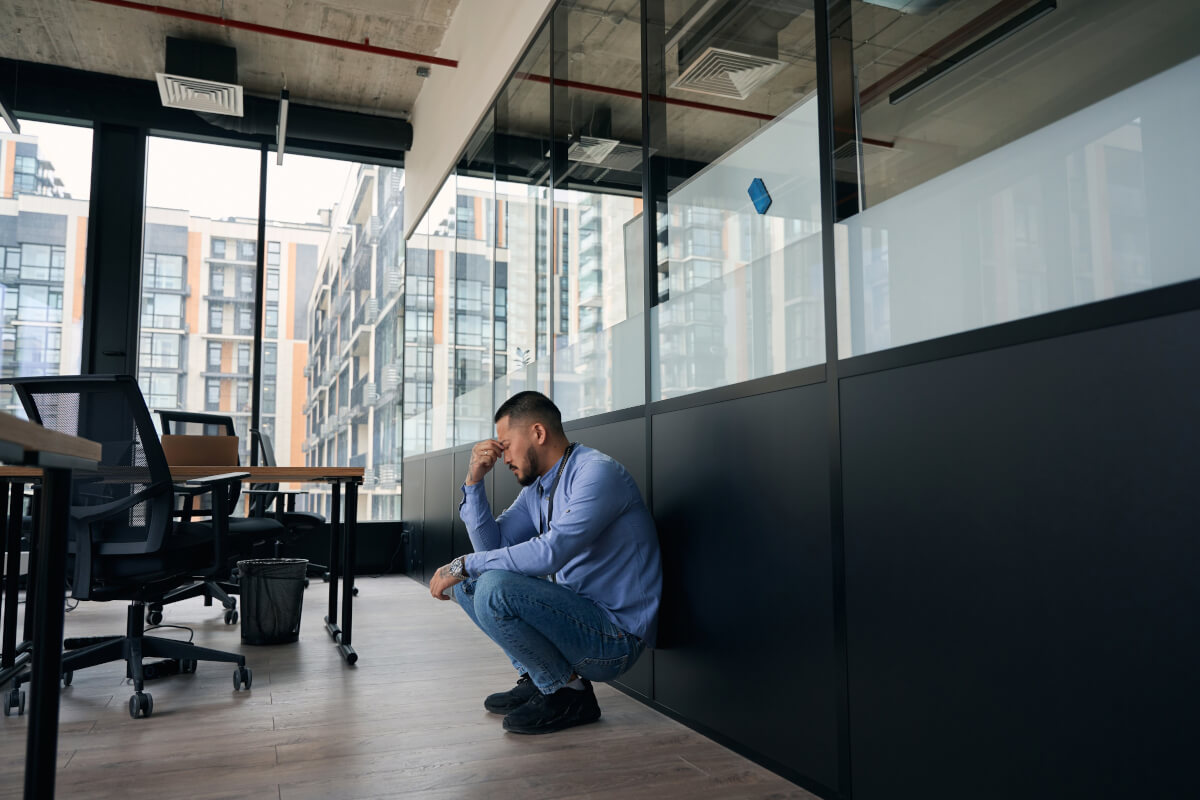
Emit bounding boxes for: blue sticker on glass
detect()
[748,178,772,214]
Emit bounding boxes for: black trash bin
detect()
[237,558,308,645]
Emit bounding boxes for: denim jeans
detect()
[453,570,645,694]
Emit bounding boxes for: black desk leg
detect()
[337,480,358,665]
[324,481,341,642]
[22,486,40,646]
[25,467,69,800]
[2,481,21,670]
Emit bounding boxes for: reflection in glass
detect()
[831,0,1200,356]
[648,0,823,400]
[0,121,90,416]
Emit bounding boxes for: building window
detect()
[142,372,180,410]
[142,292,183,329]
[267,241,281,266]
[16,285,63,322]
[238,240,256,261]
[143,253,185,290]
[265,305,279,339]
[205,378,220,411]
[236,306,252,335]
[237,342,250,373]
[208,341,222,369]
[140,332,181,370]
[210,265,224,293]
[238,269,253,296]
[211,238,226,258]
[209,303,223,333]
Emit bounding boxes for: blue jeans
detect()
[453,570,645,694]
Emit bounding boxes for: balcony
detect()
[302,364,313,377]
[365,382,378,405]
[349,453,367,469]
[381,365,400,393]
[362,469,378,490]
[367,215,381,245]
[378,463,397,489]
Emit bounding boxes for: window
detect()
[237,342,250,373]
[210,266,224,293]
[237,306,252,335]
[17,286,63,322]
[140,332,182,370]
[142,292,183,329]
[265,305,279,339]
[143,253,185,290]
[208,341,222,369]
[19,244,51,281]
[206,378,221,410]
[211,238,226,258]
[142,373,180,410]
[238,269,253,296]
[267,241,281,266]
[208,303,224,333]
[238,240,257,261]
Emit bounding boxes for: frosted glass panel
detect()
[836,55,1200,358]
[653,96,824,400]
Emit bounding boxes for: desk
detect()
[0,411,101,800]
[170,466,365,665]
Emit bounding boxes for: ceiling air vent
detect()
[155,73,244,116]
[155,37,244,117]
[672,46,785,100]
[567,135,620,165]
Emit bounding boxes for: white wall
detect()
[403,0,555,239]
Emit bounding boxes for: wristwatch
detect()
[448,555,469,580]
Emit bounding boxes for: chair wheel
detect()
[129,691,153,719]
[3,688,24,716]
[224,609,239,625]
[303,577,310,588]
[322,571,331,582]
[353,587,359,597]
[62,670,73,687]
[181,659,198,674]
[233,666,252,690]
[146,609,163,626]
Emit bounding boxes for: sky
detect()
[16,120,355,225]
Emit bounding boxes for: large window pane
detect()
[271,154,401,520]
[138,137,260,462]
[551,0,647,421]
[0,120,91,416]
[831,0,1200,356]
[647,0,823,400]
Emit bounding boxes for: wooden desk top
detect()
[0,410,102,463]
[170,466,364,482]
[0,466,45,478]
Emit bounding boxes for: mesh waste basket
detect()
[237,558,308,645]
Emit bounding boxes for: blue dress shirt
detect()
[459,445,662,646]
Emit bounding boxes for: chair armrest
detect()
[177,471,250,490]
[70,481,172,525]
[172,472,248,573]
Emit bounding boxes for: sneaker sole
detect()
[502,709,601,735]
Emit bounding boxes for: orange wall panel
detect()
[290,341,308,467]
[3,144,13,198]
[187,232,202,334]
[72,216,88,323]
[286,242,297,339]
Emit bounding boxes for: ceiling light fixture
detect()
[276,88,289,165]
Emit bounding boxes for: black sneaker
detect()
[502,679,601,735]
[484,673,538,714]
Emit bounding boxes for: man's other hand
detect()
[430,563,463,601]
[465,438,505,485]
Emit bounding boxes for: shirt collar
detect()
[534,446,577,495]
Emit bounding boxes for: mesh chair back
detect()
[4,375,174,555]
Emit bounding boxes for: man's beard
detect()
[514,445,540,486]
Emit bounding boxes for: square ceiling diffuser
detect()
[155,73,244,116]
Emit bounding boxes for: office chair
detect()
[153,410,282,625]
[248,428,332,585]
[4,375,253,718]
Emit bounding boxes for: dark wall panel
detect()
[841,310,1200,800]
[452,449,473,559]
[402,458,426,577]
[421,453,454,585]
[652,386,838,791]
[569,417,653,698]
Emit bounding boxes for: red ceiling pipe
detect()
[85,0,459,68]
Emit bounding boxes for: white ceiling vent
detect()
[672,46,785,100]
[567,135,620,165]
[155,72,244,117]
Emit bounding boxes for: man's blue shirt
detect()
[459,445,662,646]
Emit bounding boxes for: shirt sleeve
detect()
[465,459,627,578]
[458,481,538,555]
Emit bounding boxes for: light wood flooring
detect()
[1,575,816,799]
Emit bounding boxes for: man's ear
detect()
[531,422,546,444]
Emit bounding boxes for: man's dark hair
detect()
[495,391,564,435]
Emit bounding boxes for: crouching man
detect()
[429,390,661,734]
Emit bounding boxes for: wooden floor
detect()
[1,575,816,799]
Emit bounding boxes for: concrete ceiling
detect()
[0,0,462,118]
